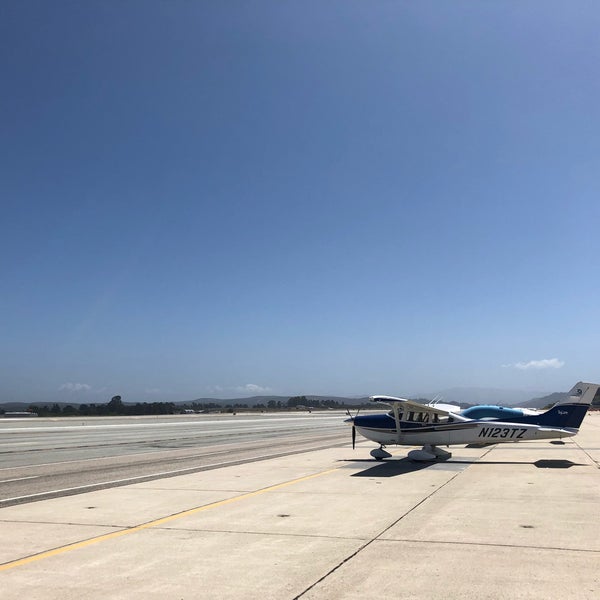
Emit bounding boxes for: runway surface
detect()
[0,412,348,505]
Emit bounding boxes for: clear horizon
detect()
[0,383,562,408]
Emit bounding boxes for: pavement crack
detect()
[0,518,122,529]
[152,526,366,542]
[375,537,600,554]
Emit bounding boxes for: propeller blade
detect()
[352,425,356,450]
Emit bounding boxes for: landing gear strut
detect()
[370,445,392,460]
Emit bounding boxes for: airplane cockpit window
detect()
[387,410,404,420]
[389,410,446,424]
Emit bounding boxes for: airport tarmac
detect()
[1,413,599,599]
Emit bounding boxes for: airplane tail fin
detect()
[560,382,600,406]
[534,381,600,429]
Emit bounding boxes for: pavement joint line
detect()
[374,537,600,554]
[293,446,494,599]
[0,466,340,572]
[571,438,600,468]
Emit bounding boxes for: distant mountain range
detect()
[0,389,570,412]
[419,387,548,407]
[517,392,568,409]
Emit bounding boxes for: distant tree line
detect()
[28,395,177,417]
[286,396,345,408]
[22,394,373,417]
[28,402,178,417]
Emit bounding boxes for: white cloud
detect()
[206,383,273,396]
[503,358,565,370]
[58,382,92,392]
[235,383,272,395]
[205,385,224,395]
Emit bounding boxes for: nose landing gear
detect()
[370,446,392,460]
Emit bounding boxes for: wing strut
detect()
[391,402,402,444]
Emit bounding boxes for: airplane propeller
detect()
[346,408,360,450]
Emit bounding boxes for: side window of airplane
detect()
[408,411,415,421]
[388,410,405,420]
[423,413,429,423]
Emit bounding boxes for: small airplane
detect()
[347,381,599,461]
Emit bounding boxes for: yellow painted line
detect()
[0,467,340,572]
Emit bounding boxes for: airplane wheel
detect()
[370,447,392,460]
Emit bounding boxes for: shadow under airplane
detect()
[343,457,586,478]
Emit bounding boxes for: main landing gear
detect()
[370,444,452,462]
[407,445,452,462]
[371,444,452,462]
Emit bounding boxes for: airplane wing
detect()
[369,395,453,417]
[369,395,470,443]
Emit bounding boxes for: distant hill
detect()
[517,392,567,409]
[420,387,546,407]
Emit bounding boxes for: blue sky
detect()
[2,1,599,403]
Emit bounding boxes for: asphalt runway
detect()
[0,412,349,506]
